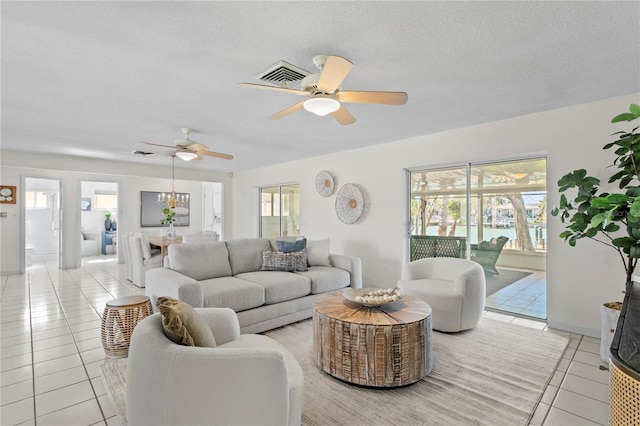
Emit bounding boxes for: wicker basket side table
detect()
[101,295,153,357]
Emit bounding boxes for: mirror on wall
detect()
[140,191,190,227]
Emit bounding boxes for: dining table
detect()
[148,235,183,266]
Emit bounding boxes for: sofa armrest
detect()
[145,268,204,310]
[329,254,362,288]
[195,307,241,345]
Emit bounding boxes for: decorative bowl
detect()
[343,287,403,307]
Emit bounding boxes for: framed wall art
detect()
[81,197,92,211]
[0,186,16,204]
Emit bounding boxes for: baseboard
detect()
[546,320,599,339]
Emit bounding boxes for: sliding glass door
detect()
[409,157,547,319]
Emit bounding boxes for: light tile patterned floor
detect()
[486,269,547,319]
[1,258,608,425]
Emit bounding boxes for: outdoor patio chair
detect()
[470,236,509,275]
[410,235,466,261]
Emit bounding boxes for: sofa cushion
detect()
[226,238,271,275]
[156,296,217,347]
[138,233,152,260]
[236,271,311,304]
[268,236,300,251]
[261,250,308,272]
[295,266,351,294]
[276,237,307,253]
[169,241,231,281]
[307,239,331,266]
[200,276,265,312]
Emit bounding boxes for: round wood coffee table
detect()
[313,290,433,387]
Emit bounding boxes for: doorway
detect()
[81,181,118,260]
[203,182,223,240]
[24,178,61,268]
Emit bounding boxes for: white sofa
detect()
[182,230,217,243]
[127,308,303,425]
[146,238,362,334]
[397,257,486,332]
[128,234,161,288]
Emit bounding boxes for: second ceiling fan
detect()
[142,128,233,161]
[240,55,408,125]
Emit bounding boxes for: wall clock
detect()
[0,186,16,204]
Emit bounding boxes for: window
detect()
[95,191,117,211]
[260,184,300,238]
[25,191,49,209]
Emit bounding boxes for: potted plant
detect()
[551,103,640,364]
[161,207,176,240]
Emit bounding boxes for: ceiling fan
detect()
[240,54,408,125]
[142,128,233,161]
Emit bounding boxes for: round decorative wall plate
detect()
[315,171,335,197]
[335,183,364,224]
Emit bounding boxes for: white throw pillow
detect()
[138,233,152,260]
[307,239,331,267]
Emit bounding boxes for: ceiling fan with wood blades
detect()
[240,55,408,125]
[141,128,234,161]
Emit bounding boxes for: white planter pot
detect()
[600,302,622,363]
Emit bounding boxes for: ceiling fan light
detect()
[303,97,340,116]
[175,150,198,161]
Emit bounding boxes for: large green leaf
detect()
[631,245,640,258]
[612,112,638,123]
[607,193,629,204]
[590,213,606,228]
[604,222,621,232]
[590,197,611,208]
[630,200,640,217]
[613,237,635,248]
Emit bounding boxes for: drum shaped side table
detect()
[313,291,433,387]
[101,295,153,357]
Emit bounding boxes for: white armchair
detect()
[128,234,161,287]
[398,257,486,332]
[127,308,303,426]
[121,232,134,281]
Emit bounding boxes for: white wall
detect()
[232,93,640,337]
[0,152,232,274]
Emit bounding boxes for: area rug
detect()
[485,268,532,296]
[101,317,567,426]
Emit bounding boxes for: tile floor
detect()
[486,269,547,320]
[1,257,609,425]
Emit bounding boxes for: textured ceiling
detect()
[2,1,639,174]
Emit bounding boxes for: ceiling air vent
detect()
[131,150,156,157]
[256,60,311,86]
